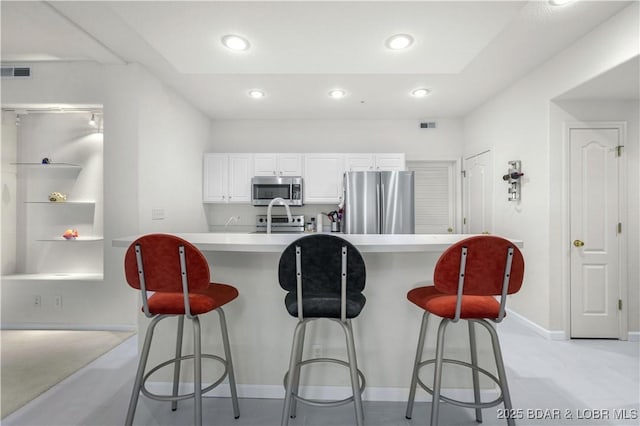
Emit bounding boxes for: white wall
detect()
[1,62,211,329]
[1,112,18,274]
[137,72,211,234]
[210,118,463,159]
[463,3,639,332]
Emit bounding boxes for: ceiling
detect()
[1,1,636,120]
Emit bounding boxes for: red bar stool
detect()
[278,234,367,426]
[123,233,240,426]
[405,235,524,426]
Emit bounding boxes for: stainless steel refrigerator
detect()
[342,171,415,234]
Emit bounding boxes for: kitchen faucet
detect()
[267,197,292,234]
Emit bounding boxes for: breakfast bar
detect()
[112,233,523,401]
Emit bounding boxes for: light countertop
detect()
[112,232,523,253]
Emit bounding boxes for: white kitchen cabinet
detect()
[203,153,252,203]
[303,154,345,204]
[253,153,303,176]
[345,153,406,171]
[345,154,375,171]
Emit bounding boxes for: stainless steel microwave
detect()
[251,176,303,206]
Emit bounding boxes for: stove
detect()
[255,215,305,233]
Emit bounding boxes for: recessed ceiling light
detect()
[549,0,576,5]
[329,89,346,99]
[411,88,431,98]
[248,89,265,99]
[221,35,250,51]
[385,34,414,50]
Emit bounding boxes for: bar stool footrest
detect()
[283,357,366,408]
[141,353,229,402]
[416,358,504,409]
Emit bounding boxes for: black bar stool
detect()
[123,233,240,426]
[278,234,367,426]
[405,235,525,425]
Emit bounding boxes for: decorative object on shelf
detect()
[62,229,79,240]
[48,192,67,202]
[41,157,50,164]
[502,160,524,201]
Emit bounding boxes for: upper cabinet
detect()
[204,152,405,205]
[253,153,303,176]
[345,153,405,172]
[303,154,345,204]
[203,153,252,203]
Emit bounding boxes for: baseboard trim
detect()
[147,382,499,403]
[505,309,567,340]
[0,323,137,332]
[628,332,640,342]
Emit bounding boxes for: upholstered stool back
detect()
[278,234,366,319]
[124,233,210,293]
[434,235,524,296]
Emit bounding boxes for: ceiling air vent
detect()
[420,122,436,129]
[1,67,31,78]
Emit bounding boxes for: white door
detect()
[463,151,493,234]
[570,127,622,338]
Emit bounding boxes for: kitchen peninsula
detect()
[112,233,523,401]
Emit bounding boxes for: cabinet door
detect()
[277,154,303,176]
[375,153,405,171]
[304,154,345,204]
[228,154,253,203]
[203,154,229,203]
[345,154,374,172]
[253,154,278,176]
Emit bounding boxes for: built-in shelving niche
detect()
[3,111,104,283]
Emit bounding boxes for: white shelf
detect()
[24,201,96,205]
[11,162,82,169]
[36,237,104,242]
[1,273,103,282]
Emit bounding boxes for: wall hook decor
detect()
[502,160,523,201]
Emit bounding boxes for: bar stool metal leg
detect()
[343,319,364,426]
[217,308,241,419]
[282,321,306,426]
[406,311,430,419]
[484,320,515,426]
[171,315,185,411]
[430,319,450,426]
[126,314,165,426]
[468,321,483,423]
[193,317,203,426]
[288,321,307,419]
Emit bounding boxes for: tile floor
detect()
[3,318,638,426]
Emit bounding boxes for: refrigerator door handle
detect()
[377,183,385,234]
[376,183,382,234]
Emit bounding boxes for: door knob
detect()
[573,239,585,247]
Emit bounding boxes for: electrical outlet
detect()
[33,295,41,308]
[54,295,63,309]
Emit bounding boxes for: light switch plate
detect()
[151,208,165,220]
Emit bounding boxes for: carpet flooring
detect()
[1,330,135,418]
